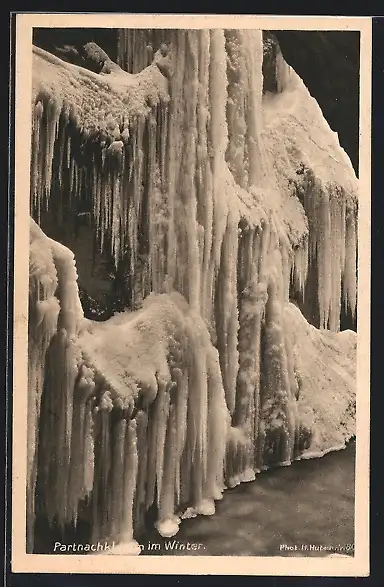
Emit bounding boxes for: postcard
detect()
[11,12,371,576]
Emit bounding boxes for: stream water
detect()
[137,440,355,557]
[33,440,355,557]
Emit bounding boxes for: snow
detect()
[262,65,358,329]
[80,293,229,542]
[31,45,169,226]
[28,219,84,549]
[284,303,356,455]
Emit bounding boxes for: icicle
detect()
[209,29,229,163]
[181,339,216,518]
[224,30,248,188]
[34,325,79,530]
[156,403,180,537]
[343,204,357,318]
[50,238,83,337]
[83,396,95,496]
[205,347,229,500]
[215,212,239,414]
[316,183,332,329]
[149,164,168,293]
[243,29,264,187]
[109,416,126,540]
[283,317,299,462]
[31,101,44,218]
[134,410,148,529]
[57,103,69,192]
[340,196,347,272]
[170,30,201,310]
[43,96,61,211]
[107,140,124,267]
[233,274,266,476]
[280,238,291,304]
[91,389,113,542]
[197,30,214,313]
[172,368,188,508]
[256,261,296,469]
[155,379,170,506]
[158,99,167,185]
[27,226,61,551]
[329,191,343,331]
[67,367,95,524]
[165,33,186,288]
[145,377,163,509]
[119,419,139,550]
[292,236,309,299]
[55,334,79,528]
[275,50,292,93]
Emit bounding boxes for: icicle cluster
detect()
[28,29,358,552]
[33,284,229,551]
[28,220,84,551]
[31,44,169,292]
[28,221,60,550]
[262,51,358,329]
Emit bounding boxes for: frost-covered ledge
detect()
[31,44,170,225]
[32,44,170,124]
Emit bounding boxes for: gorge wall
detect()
[28,29,358,554]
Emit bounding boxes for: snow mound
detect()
[285,302,356,457]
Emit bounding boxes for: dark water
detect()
[138,440,355,557]
[33,441,355,557]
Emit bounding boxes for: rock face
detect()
[28,29,357,554]
[32,28,119,68]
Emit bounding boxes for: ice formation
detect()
[261,55,358,329]
[28,220,84,550]
[27,30,358,553]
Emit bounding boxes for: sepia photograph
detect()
[11,14,371,576]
